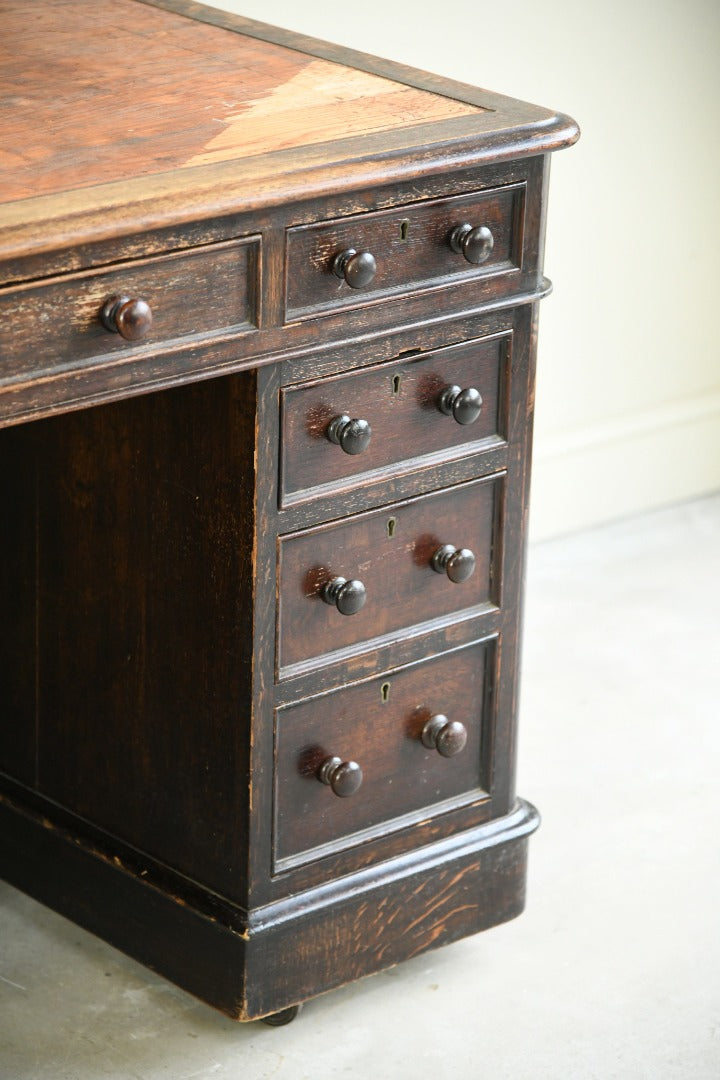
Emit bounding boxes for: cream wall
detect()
[216,0,720,539]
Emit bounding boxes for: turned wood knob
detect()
[421,714,468,757]
[332,248,377,289]
[326,414,372,455]
[449,223,494,265]
[100,294,153,341]
[318,756,363,797]
[321,576,367,615]
[431,544,476,583]
[437,385,483,425]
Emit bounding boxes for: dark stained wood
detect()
[274,641,491,869]
[0,424,37,786]
[491,300,543,816]
[0,237,259,383]
[0,156,545,431]
[277,475,502,674]
[100,295,154,342]
[0,786,537,1020]
[243,804,536,1020]
[280,333,509,505]
[285,183,524,320]
[0,0,577,1026]
[30,374,258,904]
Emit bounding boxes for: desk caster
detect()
[261,1004,303,1026]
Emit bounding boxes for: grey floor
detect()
[1,494,719,1079]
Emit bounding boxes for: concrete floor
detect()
[1,494,719,1079]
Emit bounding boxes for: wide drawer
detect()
[273,640,493,869]
[277,475,502,674]
[0,237,260,384]
[280,334,509,505]
[284,184,525,321]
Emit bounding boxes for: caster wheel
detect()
[261,1004,302,1027]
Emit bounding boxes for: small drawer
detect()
[0,237,260,384]
[280,334,509,505]
[277,475,501,675]
[274,640,493,870]
[284,184,525,321]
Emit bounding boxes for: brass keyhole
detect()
[400,219,410,241]
[391,374,401,396]
[381,682,391,703]
[387,517,396,539]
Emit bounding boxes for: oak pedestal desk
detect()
[0,0,578,1024]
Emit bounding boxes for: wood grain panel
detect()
[33,373,257,902]
[246,820,533,1019]
[280,334,510,504]
[285,185,525,320]
[0,238,258,383]
[277,475,503,674]
[274,641,492,868]
[0,786,537,1020]
[0,423,37,785]
[0,0,479,204]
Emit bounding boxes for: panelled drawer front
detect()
[274,641,492,869]
[0,238,260,383]
[280,335,509,504]
[285,185,525,321]
[277,475,501,674]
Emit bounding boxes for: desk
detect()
[0,0,578,1023]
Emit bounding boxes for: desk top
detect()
[1,0,483,205]
[0,0,578,261]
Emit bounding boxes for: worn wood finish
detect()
[19,375,257,903]
[0,157,545,429]
[0,786,537,1020]
[274,641,491,869]
[0,0,481,205]
[243,803,536,1019]
[285,184,524,320]
[0,425,36,786]
[277,475,501,674]
[280,334,509,504]
[0,238,259,383]
[0,1,577,273]
[0,0,577,1025]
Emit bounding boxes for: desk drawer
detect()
[277,475,501,674]
[285,184,525,321]
[280,334,509,504]
[274,640,492,869]
[0,238,259,383]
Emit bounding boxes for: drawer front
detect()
[285,185,525,321]
[277,475,501,674]
[274,641,492,869]
[280,335,509,504]
[0,238,259,383]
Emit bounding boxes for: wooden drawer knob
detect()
[431,544,476,583]
[332,248,377,289]
[318,756,363,797]
[449,223,494,265]
[100,294,153,341]
[326,414,372,455]
[437,384,483,425]
[321,576,367,615]
[421,714,468,757]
